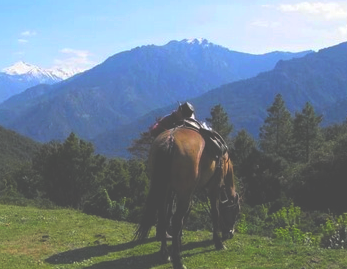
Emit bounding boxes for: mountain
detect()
[0,39,311,143]
[94,41,347,157]
[0,125,41,173]
[0,61,81,103]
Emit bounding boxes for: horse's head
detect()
[219,156,240,240]
[219,188,240,240]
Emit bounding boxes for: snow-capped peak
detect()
[48,67,83,80]
[2,61,81,81]
[2,61,42,76]
[182,38,211,46]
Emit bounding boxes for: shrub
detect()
[107,196,129,221]
[185,199,212,231]
[0,193,57,209]
[235,203,271,236]
[236,213,248,234]
[270,203,318,246]
[271,203,301,228]
[83,189,129,221]
[320,213,347,249]
[274,225,317,246]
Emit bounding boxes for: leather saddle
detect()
[178,118,229,158]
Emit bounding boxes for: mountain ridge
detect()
[93,41,347,157]
[0,38,311,143]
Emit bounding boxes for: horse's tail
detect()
[134,134,174,241]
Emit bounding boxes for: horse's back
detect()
[150,127,216,194]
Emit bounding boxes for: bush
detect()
[270,203,301,228]
[235,203,271,236]
[237,202,328,247]
[83,189,129,221]
[0,193,57,209]
[107,196,129,221]
[185,199,212,231]
[269,203,318,246]
[274,225,317,246]
[320,213,347,249]
[236,213,248,234]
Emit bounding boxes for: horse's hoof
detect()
[172,259,186,269]
[173,264,187,269]
[160,251,170,262]
[165,232,172,240]
[156,232,172,241]
[215,243,227,250]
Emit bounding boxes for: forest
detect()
[1,93,347,249]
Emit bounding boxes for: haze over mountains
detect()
[94,41,347,157]
[0,38,311,148]
[1,38,346,158]
[0,61,81,103]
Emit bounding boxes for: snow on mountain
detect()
[3,61,37,75]
[182,38,212,47]
[48,67,83,80]
[0,61,82,103]
[2,61,81,81]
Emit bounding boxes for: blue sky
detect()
[1,0,347,71]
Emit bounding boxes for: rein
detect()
[200,190,212,219]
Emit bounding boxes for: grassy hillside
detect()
[1,205,347,268]
[0,125,40,172]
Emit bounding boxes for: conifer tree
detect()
[233,129,256,167]
[206,104,233,139]
[293,102,322,162]
[33,133,106,208]
[259,94,293,159]
[128,131,154,160]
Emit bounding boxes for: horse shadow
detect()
[45,238,155,265]
[45,237,215,269]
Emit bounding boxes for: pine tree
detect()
[128,131,154,160]
[259,94,293,159]
[233,129,256,168]
[293,102,322,162]
[33,133,106,208]
[206,104,233,139]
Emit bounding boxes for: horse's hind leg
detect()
[171,196,190,269]
[156,195,170,262]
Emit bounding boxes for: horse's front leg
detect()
[209,192,226,250]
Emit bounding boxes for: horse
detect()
[134,126,240,269]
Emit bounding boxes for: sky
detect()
[1,0,347,71]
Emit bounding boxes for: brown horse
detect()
[134,127,240,269]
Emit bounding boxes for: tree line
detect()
[233,94,347,214]
[0,133,149,222]
[1,93,347,222]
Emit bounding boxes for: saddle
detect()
[177,118,229,159]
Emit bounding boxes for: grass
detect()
[1,204,347,269]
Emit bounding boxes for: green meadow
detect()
[1,204,347,269]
